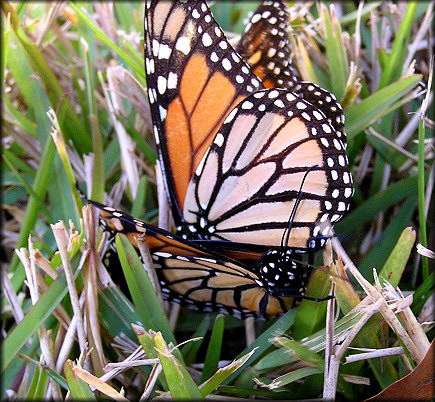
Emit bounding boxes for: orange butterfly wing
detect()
[145,1,264,221]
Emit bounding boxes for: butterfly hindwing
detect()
[182,88,353,249]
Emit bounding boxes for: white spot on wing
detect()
[202,32,212,47]
[176,37,191,55]
[157,76,167,94]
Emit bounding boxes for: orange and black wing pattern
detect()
[145,0,353,250]
[237,0,347,145]
[182,88,353,249]
[88,199,296,318]
[236,0,298,90]
[144,0,264,224]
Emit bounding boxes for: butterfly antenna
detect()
[280,165,319,249]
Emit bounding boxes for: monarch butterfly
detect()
[236,0,299,90]
[236,0,347,146]
[144,0,353,253]
[86,0,352,318]
[87,198,316,318]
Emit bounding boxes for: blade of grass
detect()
[25,364,48,400]
[272,338,325,370]
[8,136,56,282]
[292,268,331,340]
[322,3,349,99]
[3,3,91,153]
[154,332,203,400]
[199,348,258,397]
[2,264,79,372]
[181,315,211,366]
[417,67,431,280]
[412,271,435,314]
[67,2,145,83]
[131,176,148,218]
[115,234,176,345]
[335,175,422,237]
[1,11,10,83]
[345,75,422,139]
[2,152,52,221]
[134,325,168,390]
[378,227,416,286]
[378,3,418,89]
[252,311,362,371]
[338,2,382,26]
[358,196,417,281]
[261,367,322,389]
[3,96,38,137]
[98,286,141,342]
[200,314,225,383]
[64,361,97,401]
[224,308,298,384]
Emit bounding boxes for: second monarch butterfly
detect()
[144,0,353,253]
[236,0,347,146]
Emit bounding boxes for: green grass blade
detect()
[378,3,418,89]
[64,361,97,400]
[338,2,382,26]
[131,176,148,218]
[154,332,203,400]
[9,137,56,282]
[25,364,48,400]
[358,196,418,281]
[134,326,168,390]
[2,267,78,372]
[261,367,322,389]
[292,268,331,340]
[200,314,225,383]
[115,234,176,345]
[417,103,429,280]
[378,227,416,286]
[345,75,422,139]
[98,287,141,342]
[3,3,91,153]
[224,308,298,384]
[199,348,258,397]
[1,10,10,83]
[272,338,324,369]
[67,2,145,81]
[321,3,348,99]
[2,151,52,221]
[181,315,211,366]
[412,272,435,314]
[335,175,419,237]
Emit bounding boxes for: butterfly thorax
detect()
[257,248,312,298]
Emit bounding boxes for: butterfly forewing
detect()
[183,89,353,249]
[236,0,298,90]
[145,0,264,223]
